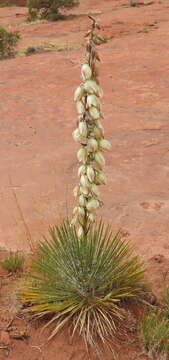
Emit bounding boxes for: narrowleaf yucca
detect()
[21,220,145,351]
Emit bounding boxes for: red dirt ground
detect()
[0,0,169,359]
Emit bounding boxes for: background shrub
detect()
[1,252,25,273]
[27,0,78,22]
[0,27,20,59]
[139,309,169,359]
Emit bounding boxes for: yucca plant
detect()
[139,309,169,359]
[20,17,146,353]
[21,221,145,351]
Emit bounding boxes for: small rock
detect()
[145,292,157,305]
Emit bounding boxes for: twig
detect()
[31,345,45,360]
[8,175,34,253]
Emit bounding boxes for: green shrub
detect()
[0,27,20,59]
[129,0,137,6]
[25,46,38,55]
[27,0,78,22]
[20,221,146,352]
[139,309,169,359]
[1,252,25,273]
[0,2,13,7]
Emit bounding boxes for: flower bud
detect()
[78,165,86,177]
[74,86,84,102]
[77,226,84,238]
[78,194,86,207]
[80,175,89,188]
[78,121,88,137]
[71,215,78,226]
[97,86,104,98]
[81,64,92,81]
[91,184,100,197]
[78,206,85,217]
[77,148,87,163]
[73,206,78,215]
[88,213,95,222]
[89,106,100,120]
[73,186,80,198]
[87,94,100,108]
[86,199,100,211]
[87,166,95,182]
[76,101,85,115]
[95,151,105,168]
[99,139,111,151]
[87,138,98,152]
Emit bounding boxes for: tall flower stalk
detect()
[72,17,111,237]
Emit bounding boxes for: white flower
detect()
[77,148,87,163]
[81,64,92,81]
[73,186,80,198]
[74,86,84,102]
[96,172,107,185]
[80,186,89,196]
[86,199,100,211]
[78,206,85,217]
[99,139,111,151]
[96,120,104,135]
[78,121,88,137]
[76,101,85,115]
[97,85,104,98]
[87,166,95,182]
[95,151,105,168]
[78,165,86,177]
[80,175,89,188]
[87,94,100,108]
[93,125,104,139]
[73,206,78,215]
[87,138,98,152]
[78,194,86,207]
[84,80,99,95]
[72,128,83,142]
[89,106,100,120]
[91,184,100,197]
[88,213,95,222]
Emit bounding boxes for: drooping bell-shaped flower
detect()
[87,138,98,152]
[74,86,84,102]
[86,166,95,183]
[81,64,92,81]
[99,139,112,151]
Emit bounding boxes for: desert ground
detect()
[0,0,169,359]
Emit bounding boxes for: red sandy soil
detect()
[0,0,169,358]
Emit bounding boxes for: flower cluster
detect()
[72,19,111,237]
